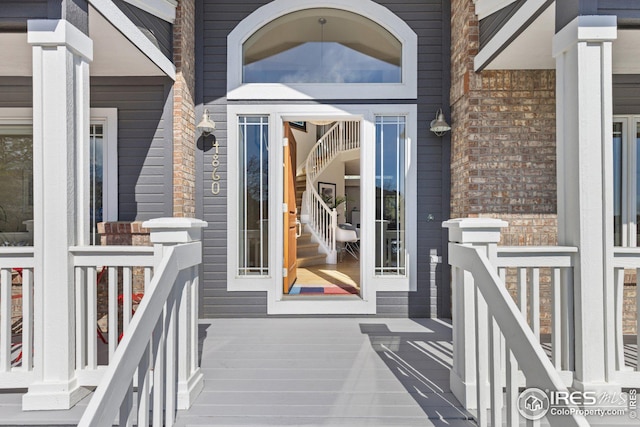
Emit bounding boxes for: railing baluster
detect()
[561,268,575,371]
[123,267,133,331]
[517,267,527,316]
[165,289,177,427]
[137,342,151,427]
[614,267,625,371]
[551,268,562,369]
[0,268,10,372]
[505,343,518,426]
[475,285,488,427]
[87,266,98,369]
[108,266,118,358]
[119,379,134,427]
[489,313,502,427]
[529,267,540,340]
[152,311,166,427]
[22,268,33,370]
[76,267,87,370]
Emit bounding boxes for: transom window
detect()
[243,8,401,84]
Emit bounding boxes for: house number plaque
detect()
[211,140,221,195]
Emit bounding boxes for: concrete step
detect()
[297,253,327,267]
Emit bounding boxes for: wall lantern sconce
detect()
[429,108,451,136]
[196,109,216,136]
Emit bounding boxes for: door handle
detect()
[296,219,302,238]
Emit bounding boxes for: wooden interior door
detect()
[283,123,298,293]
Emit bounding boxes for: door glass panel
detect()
[0,126,33,246]
[238,116,269,275]
[375,116,405,275]
[613,122,623,246]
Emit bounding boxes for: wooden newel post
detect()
[143,218,207,410]
[443,218,507,410]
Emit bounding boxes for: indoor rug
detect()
[288,283,359,295]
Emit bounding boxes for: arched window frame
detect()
[227,0,418,100]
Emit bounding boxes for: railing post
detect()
[143,218,207,410]
[443,218,507,409]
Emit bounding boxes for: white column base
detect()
[22,380,90,411]
[450,370,477,410]
[177,368,204,410]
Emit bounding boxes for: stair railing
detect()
[303,121,359,257]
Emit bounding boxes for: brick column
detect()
[173,0,196,218]
[450,0,559,334]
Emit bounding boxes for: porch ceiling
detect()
[482,2,640,74]
[0,6,165,77]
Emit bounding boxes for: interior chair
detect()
[336,223,359,261]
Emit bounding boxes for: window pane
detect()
[0,126,33,246]
[243,8,401,83]
[375,116,405,275]
[238,116,269,275]
[90,124,104,245]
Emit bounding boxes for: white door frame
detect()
[227,103,417,315]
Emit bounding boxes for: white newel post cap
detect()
[143,217,208,244]
[443,218,508,244]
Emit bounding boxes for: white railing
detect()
[70,246,154,386]
[304,121,359,257]
[79,218,205,427]
[496,246,577,385]
[445,219,587,427]
[613,247,640,386]
[0,247,35,388]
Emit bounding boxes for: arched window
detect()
[227,0,417,100]
[242,8,402,84]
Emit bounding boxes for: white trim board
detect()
[88,0,176,80]
[121,0,177,23]
[474,0,551,71]
[474,0,518,20]
[226,0,417,100]
[225,103,417,315]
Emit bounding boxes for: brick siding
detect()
[173,0,196,218]
[450,0,637,335]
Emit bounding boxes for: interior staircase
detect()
[295,173,325,267]
[297,121,360,266]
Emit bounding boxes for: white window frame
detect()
[226,103,417,315]
[613,115,639,247]
[90,108,119,222]
[0,107,119,222]
[226,0,418,100]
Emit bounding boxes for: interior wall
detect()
[292,124,317,173]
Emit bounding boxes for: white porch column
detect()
[553,16,618,392]
[23,20,93,410]
[443,218,507,409]
[143,218,207,410]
